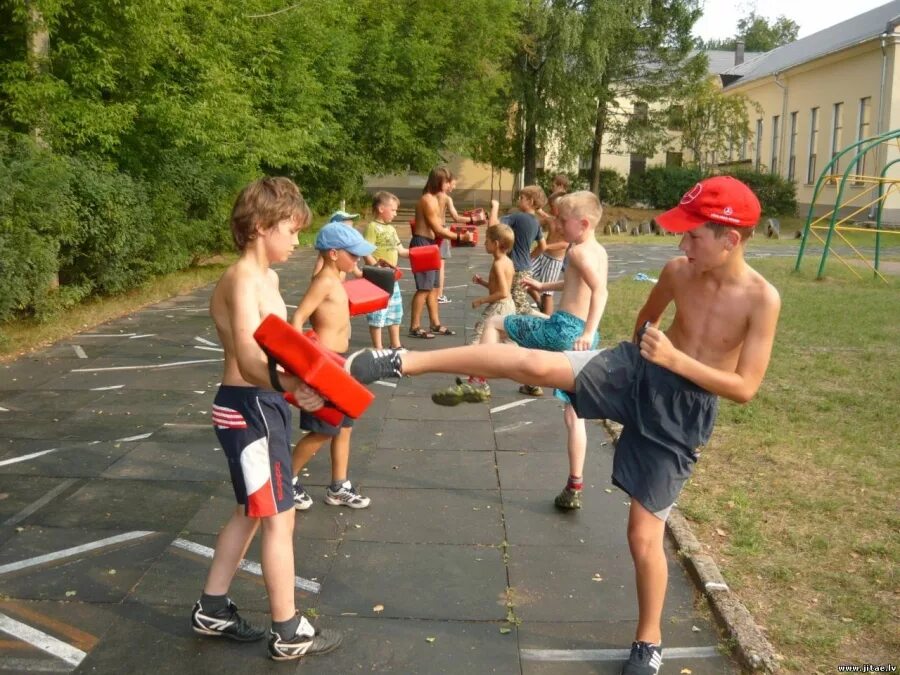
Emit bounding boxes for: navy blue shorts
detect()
[212,385,294,518]
[563,342,718,520]
[410,235,438,290]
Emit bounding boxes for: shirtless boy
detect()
[346,176,781,675]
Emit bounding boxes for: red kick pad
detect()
[344,278,389,316]
[450,224,479,247]
[254,315,374,421]
[409,245,441,273]
[463,208,486,224]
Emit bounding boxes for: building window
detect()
[755,118,763,171]
[830,102,843,174]
[807,107,819,184]
[771,115,781,175]
[666,151,683,167]
[856,97,872,177]
[788,112,798,182]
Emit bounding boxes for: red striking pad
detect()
[463,208,486,224]
[450,224,479,247]
[344,278,389,316]
[409,245,441,273]
[253,315,374,421]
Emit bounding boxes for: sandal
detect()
[408,327,435,339]
[430,325,456,336]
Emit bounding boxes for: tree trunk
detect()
[589,98,608,195]
[26,1,49,148]
[523,108,537,187]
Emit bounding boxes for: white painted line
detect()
[374,380,397,388]
[0,531,155,577]
[494,420,533,434]
[89,384,125,391]
[0,407,7,412]
[163,423,208,429]
[194,345,225,353]
[79,333,136,338]
[115,432,152,442]
[490,398,537,414]
[71,358,222,373]
[0,656,72,672]
[520,646,720,661]
[72,345,87,359]
[171,539,320,594]
[443,284,467,290]
[128,333,156,340]
[194,336,218,346]
[3,479,77,527]
[0,448,61,467]
[705,581,729,592]
[0,612,86,668]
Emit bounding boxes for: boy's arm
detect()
[631,260,677,341]
[640,286,781,403]
[488,199,500,226]
[424,196,469,241]
[445,196,463,222]
[530,235,547,257]
[569,245,608,350]
[473,262,512,307]
[229,276,323,409]
[291,276,332,331]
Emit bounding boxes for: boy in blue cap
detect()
[290,223,376,510]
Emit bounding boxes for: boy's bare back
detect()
[556,237,607,323]
[211,258,287,387]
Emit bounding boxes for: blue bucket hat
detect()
[314,222,375,257]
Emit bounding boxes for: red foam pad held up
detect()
[253,315,374,418]
[409,245,441,273]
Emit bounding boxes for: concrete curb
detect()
[600,420,780,673]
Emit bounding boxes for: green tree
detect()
[676,78,759,172]
[699,11,799,52]
[587,0,707,194]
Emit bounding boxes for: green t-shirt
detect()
[364,220,401,266]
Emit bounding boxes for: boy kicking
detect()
[347,176,780,674]
[194,177,341,661]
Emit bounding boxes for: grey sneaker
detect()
[620,641,662,674]
[324,481,371,509]
[268,615,342,661]
[292,477,313,511]
[345,348,403,384]
[554,486,582,510]
[191,599,266,642]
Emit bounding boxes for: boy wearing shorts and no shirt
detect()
[347,176,781,675]
[408,165,472,339]
[290,223,376,511]
[491,186,547,315]
[194,177,341,661]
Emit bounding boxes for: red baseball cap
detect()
[655,176,761,233]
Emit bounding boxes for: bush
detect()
[729,169,797,216]
[626,165,797,216]
[627,166,703,209]
[535,169,587,196]
[594,169,628,206]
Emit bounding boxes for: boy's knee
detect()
[261,508,295,534]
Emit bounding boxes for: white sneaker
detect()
[437,295,451,304]
[324,481,371,509]
[292,477,313,511]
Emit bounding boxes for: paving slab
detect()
[361,448,500,490]
[318,541,508,621]
[379,418,496,451]
[101,441,232,482]
[496,450,613,493]
[0,439,135,478]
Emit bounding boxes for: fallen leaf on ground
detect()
[373,604,384,613]
[499,627,512,634]
[715,527,727,537]
[425,637,436,643]
[65,590,77,597]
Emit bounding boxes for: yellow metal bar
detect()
[809,225,900,235]
[833,230,890,282]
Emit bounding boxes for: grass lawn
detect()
[600,258,899,672]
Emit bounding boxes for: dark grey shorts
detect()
[299,409,354,437]
[563,341,718,520]
[410,235,438,290]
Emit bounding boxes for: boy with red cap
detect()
[345,176,781,675]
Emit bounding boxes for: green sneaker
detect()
[554,486,582,510]
[432,382,491,406]
[518,384,544,397]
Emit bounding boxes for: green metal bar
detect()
[874,158,900,274]
[815,130,900,278]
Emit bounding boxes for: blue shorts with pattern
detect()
[367,282,403,327]
[503,310,600,403]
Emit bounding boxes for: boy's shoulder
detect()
[219,257,273,292]
[569,237,607,264]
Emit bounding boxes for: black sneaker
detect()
[191,599,266,642]
[345,348,403,384]
[621,641,662,674]
[268,615,343,661]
